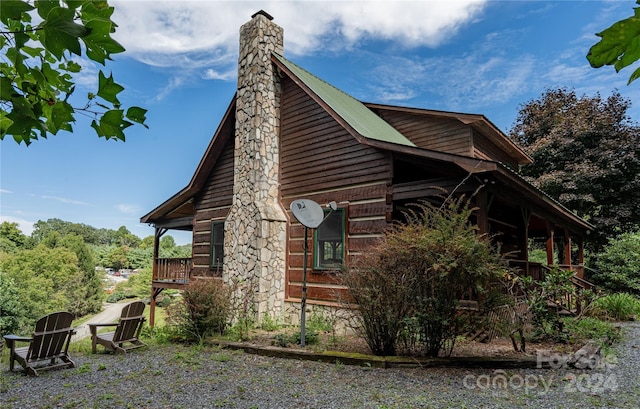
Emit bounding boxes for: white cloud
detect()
[0,189,12,194]
[203,68,237,81]
[111,1,488,66]
[0,215,35,236]
[116,204,143,214]
[361,45,537,112]
[154,76,187,102]
[41,196,89,206]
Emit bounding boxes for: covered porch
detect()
[146,215,195,326]
[390,165,594,284]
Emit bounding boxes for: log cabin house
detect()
[141,11,594,326]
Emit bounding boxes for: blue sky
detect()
[1,0,638,245]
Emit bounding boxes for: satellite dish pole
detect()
[290,199,337,347]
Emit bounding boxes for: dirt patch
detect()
[227,327,578,359]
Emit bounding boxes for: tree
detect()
[107,245,130,270]
[0,271,28,335]
[1,244,83,320]
[0,221,27,247]
[509,88,640,251]
[587,0,640,85]
[0,221,28,253]
[59,233,102,315]
[160,235,176,251]
[139,235,154,250]
[0,0,147,145]
[32,218,121,245]
[115,225,140,247]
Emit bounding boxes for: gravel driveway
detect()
[2,323,639,408]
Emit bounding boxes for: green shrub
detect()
[518,268,575,339]
[591,231,640,295]
[106,292,127,303]
[225,316,254,342]
[591,293,640,321]
[259,313,281,331]
[141,324,176,345]
[165,279,232,343]
[272,329,318,347]
[341,196,507,357]
[156,295,173,308]
[306,312,334,333]
[294,328,318,345]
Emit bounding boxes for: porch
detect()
[150,257,193,326]
[148,255,593,325]
[508,260,595,316]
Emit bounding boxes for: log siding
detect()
[192,135,235,277]
[377,109,473,156]
[280,77,392,303]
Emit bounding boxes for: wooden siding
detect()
[472,130,519,169]
[280,76,391,303]
[376,109,473,156]
[191,135,235,277]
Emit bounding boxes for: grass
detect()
[563,317,622,345]
[590,292,640,321]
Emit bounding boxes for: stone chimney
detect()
[224,11,287,322]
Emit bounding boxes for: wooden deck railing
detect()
[154,257,192,283]
[507,260,594,315]
[508,261,588,285]
[507,260,545,281]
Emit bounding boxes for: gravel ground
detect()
[1,322,639,409]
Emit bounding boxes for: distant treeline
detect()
[0,218,191,336]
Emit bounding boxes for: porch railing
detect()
[507,260,594,315]
[508,261,589,285]
[154,257,192,283]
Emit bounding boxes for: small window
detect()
[210,221,224,268]
[314,208,345,269]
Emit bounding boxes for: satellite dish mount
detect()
[290,199,336,346]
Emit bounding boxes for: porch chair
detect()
[89,301,147,354]
[4,311,77,376]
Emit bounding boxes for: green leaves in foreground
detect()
[587,0,640,85]
[0,0,148,145]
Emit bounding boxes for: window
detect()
[314,208,345,269]
[210,221,224,268]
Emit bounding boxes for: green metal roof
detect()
[273,53,416,148]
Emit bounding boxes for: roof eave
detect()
[140,96,236,225]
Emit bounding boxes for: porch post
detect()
[150,227,162,327]
[563,228,572,270]
[545,222,555,266]
[476,189,489,235]
[520,208,531,262]
[577,236,585,264]
[576,236,585,279]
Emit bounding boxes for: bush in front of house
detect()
[341,195,507,357]
[165,278,232,343]
[590,231,640,296]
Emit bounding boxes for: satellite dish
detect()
[290,199,325,228]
